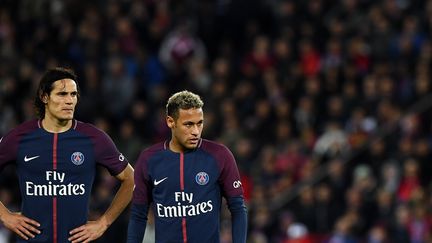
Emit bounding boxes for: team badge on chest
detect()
[71,152,85,165]
[195,172,209,185]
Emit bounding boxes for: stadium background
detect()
[1,0,432,242]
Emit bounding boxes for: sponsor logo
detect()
[233,180,242,188]
[25,171,85,196]
[156,192,213,218]
[195,172,209,185]
[119,153,125,161]
[24,155,40,162]
[154,177,168,186]
[71,152,84,165]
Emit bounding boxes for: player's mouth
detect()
[189,138,199,144]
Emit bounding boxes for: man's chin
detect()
[58,116,74,122]
[185,144,198,150]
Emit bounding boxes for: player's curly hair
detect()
[166,90,204,119]
[34,67,80,119]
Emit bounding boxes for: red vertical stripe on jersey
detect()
[53,134,58,170]
[53,198,57,243]
[179,153,187,242]
[182,218,188,243]
[52,133,58,243]
[180,153,184,190]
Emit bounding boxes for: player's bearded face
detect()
[170,108,204,151]
[44,79,78,122]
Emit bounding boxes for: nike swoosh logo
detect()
[154,177,168,186]
[24,155,40,162]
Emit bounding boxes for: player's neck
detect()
[41,116,73,133]
[168,140,185,153]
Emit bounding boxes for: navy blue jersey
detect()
[0,119,128,243]
[132,139,244,243]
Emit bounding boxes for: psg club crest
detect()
[71,152,85,165]
[195,172,209,185]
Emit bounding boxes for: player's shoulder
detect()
[2,119,39,139]
[17,119,40,129]
[140,142,165,157]
[74,120,108,138]
[136,142,165,164]
[199,139,235,167]
[200,139,231,155]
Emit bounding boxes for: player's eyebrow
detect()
[56,90,77,95]
[183,120,203,125]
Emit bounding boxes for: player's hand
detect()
[68,220,108,243]
[0,211,41,240]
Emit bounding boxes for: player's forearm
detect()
[227,196,248,243]
[0,201,11,222]
[99,165,134,227]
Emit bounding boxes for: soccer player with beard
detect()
[0,67,134,242]
[127,90,247,243]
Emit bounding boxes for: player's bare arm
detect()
[0,201,40,240]
[68,164,134,243]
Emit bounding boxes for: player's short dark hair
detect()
[166,90,204,119]
[34,67,80,119]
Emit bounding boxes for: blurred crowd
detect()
[1,0,432,242]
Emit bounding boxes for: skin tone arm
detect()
[68,164,134,243]
[0,202,41,240]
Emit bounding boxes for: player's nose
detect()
[65,94,74,104]
[191,125,200,135]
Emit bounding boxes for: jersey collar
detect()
[163,138,203,151]
[38,119,77,130]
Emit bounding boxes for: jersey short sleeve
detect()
[0,120,38,170]
[94,130,128,175]
[76,121,128,176]
[216,145,244,198]
[132,145,160,205]
[201,140,244,198]
[132,151,151,204]
[0,132,18,170]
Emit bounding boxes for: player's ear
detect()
[166,116,175,128]
[41,94,49,104]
